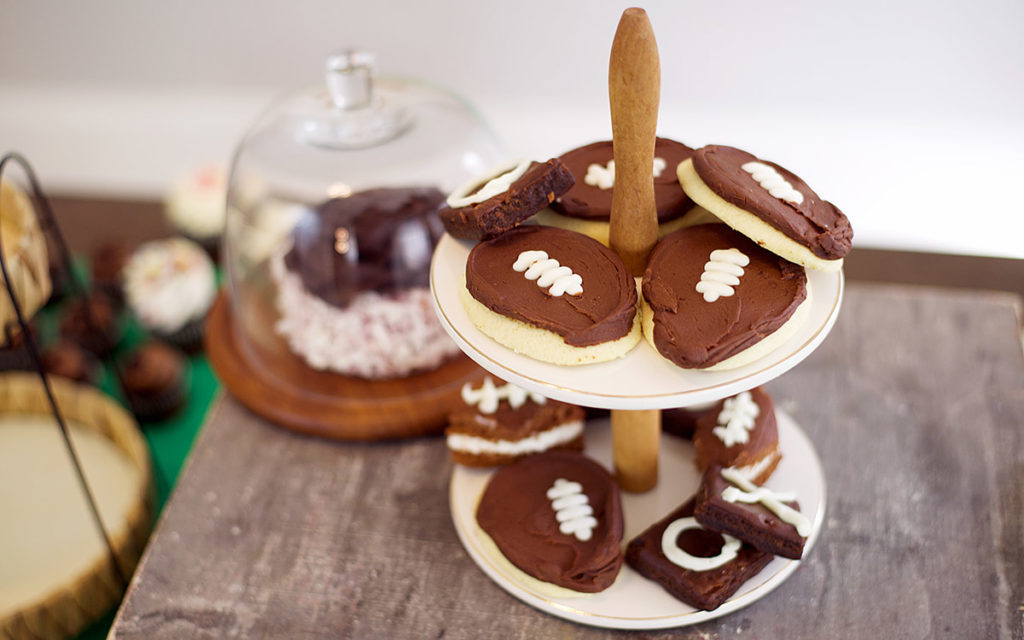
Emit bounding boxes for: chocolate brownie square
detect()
[694,464,810,560]
[625,496,772,611]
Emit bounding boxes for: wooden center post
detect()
[608,7,661,493]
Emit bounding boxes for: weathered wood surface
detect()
[110,283,1024,639]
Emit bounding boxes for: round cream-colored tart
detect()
[641,284,813,371]
[459,278,641,365]
[531,206,716,247]
[677,158,843,272]
[0,373,151,640]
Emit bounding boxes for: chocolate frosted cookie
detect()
[536,138,705,245]
[678,145,853,271]
[461,225,641,365]
[693,388,781,485]
[446,376,585,467]
[694,464,811,560]
[440,158,574,240]
[625,496,772,611]
[641,224,809,370]
[476,451,624,595]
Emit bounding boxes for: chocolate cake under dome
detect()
[222,50,505,382]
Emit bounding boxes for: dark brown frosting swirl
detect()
[466,226,637,347]
[476,451,624,593]
[552,138,695,221]
[284,186,445,308]
[642,224,807,368]
[691,145,852,260]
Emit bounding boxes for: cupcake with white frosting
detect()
[123,238,216,352]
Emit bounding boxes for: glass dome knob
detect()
[326,50,375,110]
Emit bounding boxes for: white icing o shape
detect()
[513,250,583,296]
[720,466,812,537]
[460,376,546,415]
[661,516,741,572]
[695,248,749,302]
[546,478,598,542]
[446,159,531,208]
[741,161,804,205]
[713,391,760,447]
[583,157,668,190]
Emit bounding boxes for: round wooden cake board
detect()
[205,290,485,441]
[449,409,826,630]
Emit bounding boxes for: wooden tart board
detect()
[0,373,153,640]
[205,289,485,440]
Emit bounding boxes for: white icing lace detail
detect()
[446,159,531,208]
[583,157,667,190]
[546,478,598,542]
[460,376,546,414]
[720,467,812,537]
[695,248,749,302]
[713,391,760,447]
[741,161,804,205]
[661,516,741,572]
[513,250,583,296]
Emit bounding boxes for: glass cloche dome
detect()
[215,50,504,437]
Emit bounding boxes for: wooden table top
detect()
[108,282,1024,639]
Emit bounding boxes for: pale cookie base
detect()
[473,521,606,600]
[677,159,843,272]
[531,206,716,247]
[641,284,813,371]
[459,278,641,365]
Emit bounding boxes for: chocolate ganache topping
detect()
[691,145,853,260]
[466,226,637,347]
[284,186,445,308]
[476,451,624,593]
[643,224,807,368]
[552,138,695,221]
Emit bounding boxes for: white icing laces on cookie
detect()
[695,248,749,302]
[584,157,667,190]
[547,478,598,542]
[720,467,811,536]
[513,250,583,296]
[446,159,531,208]
[460,376,546,414]
[713,391,760,447]
[741,161,804,205]
[661,516,741,571]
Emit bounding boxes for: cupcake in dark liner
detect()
[123,237,217,354]
[41,339,102,386]
[120,339,188,422]
[58,290,123,358]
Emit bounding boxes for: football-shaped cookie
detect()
[461,225,641,365]
[551,137,696,222]
[476,450,624,594]
[641,224,809,370]
[693,387,781,485]
[677,145,853,271]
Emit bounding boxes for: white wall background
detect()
[1,0,1022,257]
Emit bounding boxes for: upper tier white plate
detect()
[430,233,844,409]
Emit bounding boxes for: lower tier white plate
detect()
[449,409,826,630]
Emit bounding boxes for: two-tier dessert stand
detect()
[430,8,843,630]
